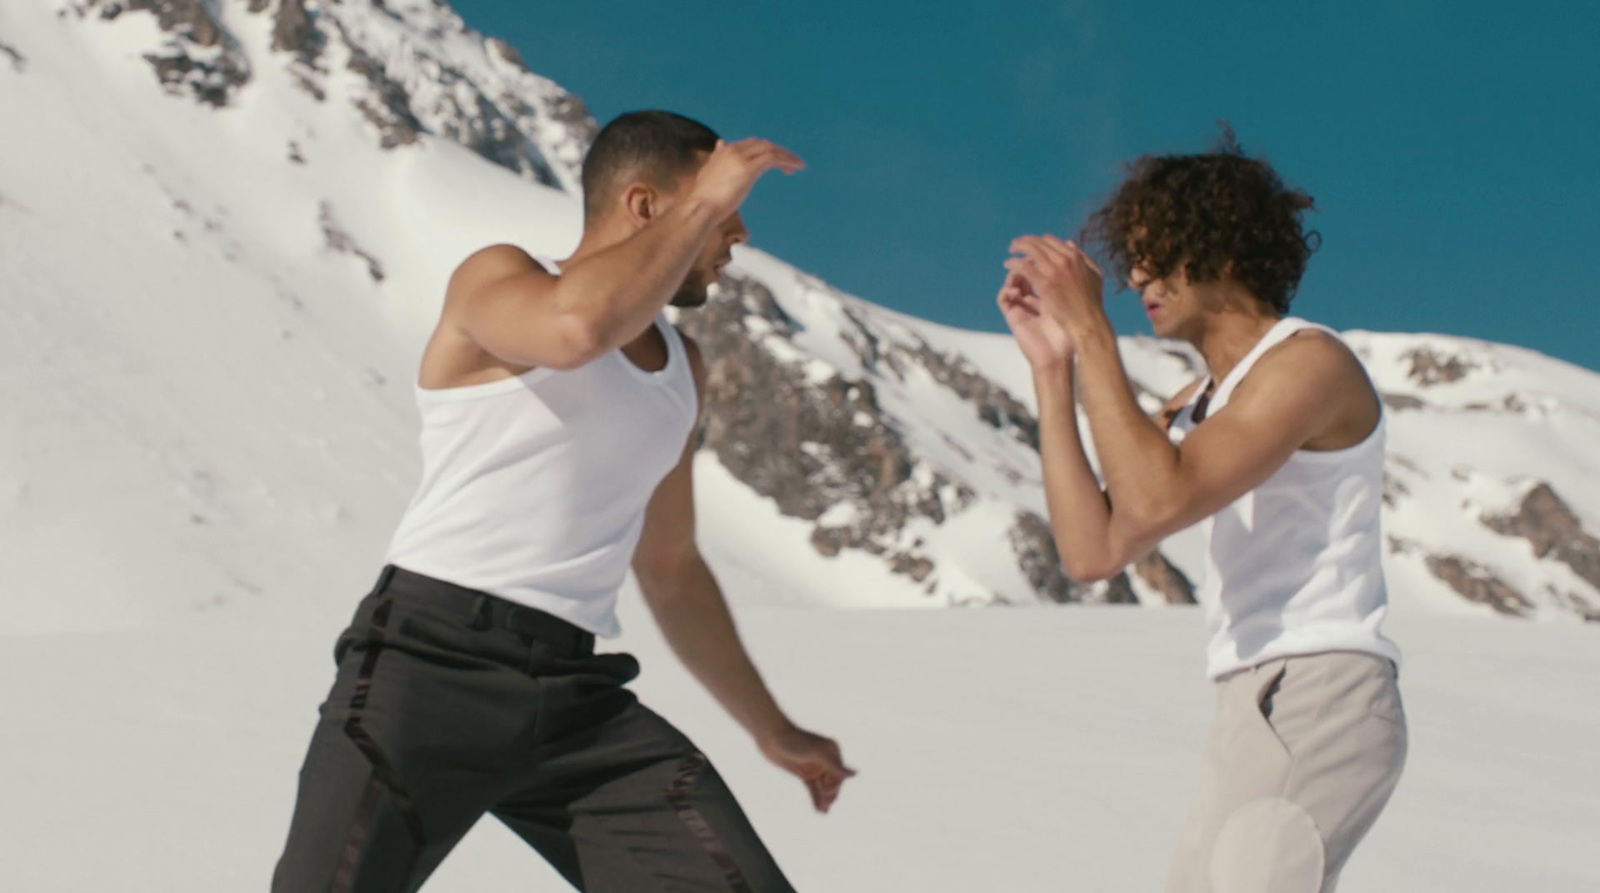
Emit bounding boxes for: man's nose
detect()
[726,212,750,246]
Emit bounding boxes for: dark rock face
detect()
[486,37,527,70]
[1004,512,1194,606]
[270,0,323,66]
[84,0,251,107]
[825,304,1039,450]
[319,202,384,282]
[124,0,222,44]
[676,276,1196,605]
[908,343,1039,449]
[84,0,586,187]
[545,93,599,147]
[1132,552,1197,605]
[1008,511,1087,604]
[1382,471,1410,507]
[677,277,960,591]
[1380,392,1426,411]
[1101,572,1140,605]
[1425,555,1532,616]
[1404,347,1477,386]
[1484,484,1600,598]
[422,71,560,187]
[343,42,423,149]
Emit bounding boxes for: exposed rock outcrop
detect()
[1404,347,1478,386]
[318,202,384,283]
[1425,555,1532,617]
[1484,484,1600,598]
[83,0,251,107]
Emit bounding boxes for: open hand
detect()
[998,270,1075,369]
[689,138,806,219]
[757,724,856,813]
[1005,235,1105,327]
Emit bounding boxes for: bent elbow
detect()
[544,313,607,370]
[1057,545,1122,583]
[1075,562,1124,584]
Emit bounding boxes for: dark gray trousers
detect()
[272,566,794,893]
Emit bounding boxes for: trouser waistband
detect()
[373,564,597,657]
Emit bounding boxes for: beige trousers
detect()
[1165,651,1408,893]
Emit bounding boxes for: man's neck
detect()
[562,221,634,268]
[561,221,672,355]
[1190,309,1284,385]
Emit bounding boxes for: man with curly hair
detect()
[998,130,1406,893]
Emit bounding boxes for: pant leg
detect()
[271,592,538,893]
[1165,681,1241,893]
[1274,652,1408,890]
[1165,652,1407,893]
[495,685,795,893]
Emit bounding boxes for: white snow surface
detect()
[2,596,1597,892]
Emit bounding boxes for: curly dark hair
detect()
[1081,124,1319,315]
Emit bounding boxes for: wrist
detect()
[679,195,732,223]
[670,197,726,230]
[751,713,797,746]
[1065,312,1115,353]
[1030,356,1075,380]
[1031,360,1076,403]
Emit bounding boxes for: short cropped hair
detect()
[1082,124,1319,314]
[580,111,720,223]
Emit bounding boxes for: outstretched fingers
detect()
[730,138,805,174]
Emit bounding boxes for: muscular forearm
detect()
[1069,314,1184,525]
[553,199,723,354]
[641,557,791,742]
[1033,364,1120,579]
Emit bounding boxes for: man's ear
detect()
[623,182,657,226]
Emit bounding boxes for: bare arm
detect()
[1028,365,1204,580]
[1029,364,1116,579]
[633,337,854,812]
[1005,235,1367,580]
[1067,323,1345,575]
[449,139,803,370]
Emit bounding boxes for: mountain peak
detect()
[1,0,1596,630]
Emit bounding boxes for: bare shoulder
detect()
[1234,327,1380,447]
[1253,328,1372,392]
[446,244,548,302]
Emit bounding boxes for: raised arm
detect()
[632,336,854,813]
[1004,235,1369,580]
[447,139,803,370]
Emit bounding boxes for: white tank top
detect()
[1167,317,1401,679]
[385,258,698,637]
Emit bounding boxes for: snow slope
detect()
[3,0,1598,632]
[2,595,1596,892]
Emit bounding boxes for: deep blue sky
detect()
[454,1,1600,372]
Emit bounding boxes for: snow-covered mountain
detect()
[2,0,1597,635]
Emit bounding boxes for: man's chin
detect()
[669,273,716,308]
[669,287,710,309]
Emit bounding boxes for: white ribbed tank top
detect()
[1167,317,1401,679]
[385,258,698,637]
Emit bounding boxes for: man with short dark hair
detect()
[999,132,1406,892]
[272,111,852,893]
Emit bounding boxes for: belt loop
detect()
[371,564,398,597]
[467,594,492,630]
